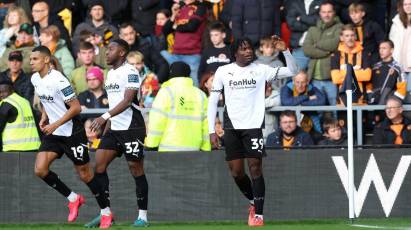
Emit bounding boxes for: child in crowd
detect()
[198,21,232,81]
[319,118,347,146]
[127,51,160,108]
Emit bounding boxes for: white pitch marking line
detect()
[351,224,411,230]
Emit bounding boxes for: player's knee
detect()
[128,162,144,177]
[34,167,48,178]
[77,167,92,182]
[248,164,262,178]
[230,168,245,178]
[95,164,107,174]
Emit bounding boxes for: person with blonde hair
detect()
[0,6,30,56]
[39,25,74,76]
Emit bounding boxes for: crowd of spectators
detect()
[0,0,410,151]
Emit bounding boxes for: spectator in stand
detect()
[0,77,40,152]
[161,0,208,86]
[70,41,107,94]
[318,117,347,146]
[330,24,372,104]
[39,25,74,76]
[286,0,322,71]
[303,1,343,106]
[198,21,232,82]
[372,96,411,145]
[367,40,406,105]
[82,0,131,26]
[130,0,160,37]
[255,36,285,89]
[263,81,281,142]
[389,0,411,94]
[348,3,385,65]
[266,110,314,148]
[0,51,34,103]
[73,0,118,55]
[76,30,108,68]
[0,6,30,57]
[280,71,326,134]
[0,23,36,74]
[119,22,169,83]
[199,71,215,97]
[127,51,160,108]
[0,1,15,31]
[78,66,108,110]
[153,9,172,53]
[31,1,71,49]
[231,0,282,46]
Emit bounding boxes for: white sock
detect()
[100,207,111,216]
[67,192,78,202]
[138,210,147,221]
[255,214,263,220]
[249,200,255,205]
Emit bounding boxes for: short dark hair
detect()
[279,110,297,121]
[79,29,94,42]
[209,21,226,33]
[157,9,171,18]
[231,37,254,59]
[32,45,51,57]
[112,39,130,55]
[322,118,340,134]
[119,22,135,31]
[380,39,395,49]
[320,0,335,11]
[79,41,94,51]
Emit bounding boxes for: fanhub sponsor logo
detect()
[105,83,120,90]
[229,79,256,87]
[39,95,54,101]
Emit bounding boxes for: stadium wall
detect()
[1,149,411,223]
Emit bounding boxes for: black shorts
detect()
[223,128,266,161]
[98,128,146,161]
[38,129,90,165]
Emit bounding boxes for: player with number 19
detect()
[207,37,298,226]
[30,46,109,224]
[87,39,148,228]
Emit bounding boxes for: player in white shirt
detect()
[207,37,298,226]
[30,46,109,224]
[87,39,148,228]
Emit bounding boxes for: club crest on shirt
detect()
[61,86,74,97]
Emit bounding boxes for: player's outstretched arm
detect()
[42,99,81,135]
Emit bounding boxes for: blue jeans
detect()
[292,48,310,71]
[312,80,337,106]
[160,51,201,86]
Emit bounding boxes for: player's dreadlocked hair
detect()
[231,37,254,61]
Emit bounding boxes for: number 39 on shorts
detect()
[251,138,264,150]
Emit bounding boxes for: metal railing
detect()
[81,105,411,145]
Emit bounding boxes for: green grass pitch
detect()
[2,219,411,230]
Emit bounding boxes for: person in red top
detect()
[161,0,207,86]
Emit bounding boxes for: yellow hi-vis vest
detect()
[145,77,211,151]
[1,93,40,151]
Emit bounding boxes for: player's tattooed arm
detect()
[42,99,82,135]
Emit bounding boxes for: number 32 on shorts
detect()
[251,138,264,152]
[125,141,142,157]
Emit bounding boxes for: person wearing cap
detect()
[70,41,108,94]
[0,76,40,152]
[0,23,35,74]
[72,0,118,56]
[0,50,34,103]
[78,66,108,110]
[145,61,211,152]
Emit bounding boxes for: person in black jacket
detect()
[119,22,169,83]
[131,0,160,37]
[82,0,130,26]
[318,117,347,146]
[348,2,385,64]
[372,96,411,145]
[231,0,282,46]
[266,110,314,148]
[286,0,322,70]
[0,51,34,103]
